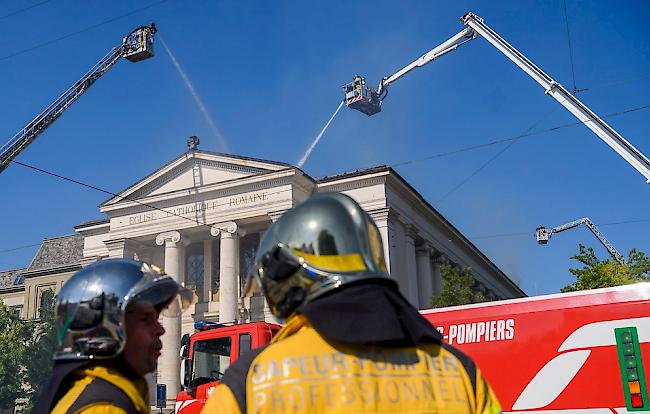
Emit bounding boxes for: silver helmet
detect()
[254,192,392,321]
[54,258,192,360]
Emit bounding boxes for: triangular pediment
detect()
[101,151,291,207]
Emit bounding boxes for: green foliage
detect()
[0,289,57,412]
[430,264,488,308]
[0,301,30,410]
[561,244,650,292]
[24,289,57,411]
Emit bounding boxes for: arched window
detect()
[186,243,205,301]
[38,288,55,319]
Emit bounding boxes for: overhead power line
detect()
[2,215,648,258]
[3,103,649,258]
[580,72,650,93]
[435,107,557,204]
[0,0,51,21]
[599,218,650,227]
[389,102,650,169]
[0,243,42,254]
[9,158,297,233]
[562,0,583,93]
[469,218,650,240]
[1,161,649,257]
[469,231,531,240]
[0,0,168,62]
[8,102,650,227]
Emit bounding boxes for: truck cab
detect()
[175,321,282,414]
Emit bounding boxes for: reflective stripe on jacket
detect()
[50,365,150,414]
[203,314,501,414]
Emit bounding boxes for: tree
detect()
[561,244,650,292]
[430,264,488,308]
[0,301,30,411]
[23,289,57,411]
[0,289,57,412]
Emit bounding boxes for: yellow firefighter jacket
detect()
[49,365,150,414]
[203,285,501,414]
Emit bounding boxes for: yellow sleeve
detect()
[76,404,127,414]
[475,369,502,414]
[202,384,242,414]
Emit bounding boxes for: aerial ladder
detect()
[0,24,157,174]
[342,12,650,184]
[535,217,625,264]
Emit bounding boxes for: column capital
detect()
[431,250,450,265]
[104,238,138,259]
[416,242,434,256]
[211,221,246,238]
[267,210,285,223]
[156,230,182,246]
[404,223,419,240]
[368,207,391,223]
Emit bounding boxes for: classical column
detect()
[431,251,448,298]
[416,244,434,309]
[403,224,419,306]
[211,222,245,323]
[369,208,392,272]
[260,213,286,322]
[154,230,183,407]
[388,217,407,296]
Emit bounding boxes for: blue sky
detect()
[0,0,648,295]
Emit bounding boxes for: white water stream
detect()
[159,34,230,152]
[297,100,344,168]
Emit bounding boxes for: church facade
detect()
[0,144,524,408]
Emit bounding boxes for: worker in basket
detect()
[203,192,501,414]
[35,259,193,414]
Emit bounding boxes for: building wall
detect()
[23,270,76,319]
[0,289,25,318]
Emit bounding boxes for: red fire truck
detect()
[175,321,282,413]
[176,283,650,413]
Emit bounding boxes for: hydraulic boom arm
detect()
[0,24,157,174]
[536,217,625,264]
[376,26,476,95]
[343,12,650,184]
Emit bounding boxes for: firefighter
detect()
[353,74,363,97]
[203,192,501,414]
[35,259,192,414]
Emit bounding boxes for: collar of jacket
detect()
[33,360,91,414]
[33,354,148,414]
[78,365,149,413]
[298,281,443,347]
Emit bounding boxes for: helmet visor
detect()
[126,263,194,317]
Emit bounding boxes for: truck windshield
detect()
[192,337,231,387]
